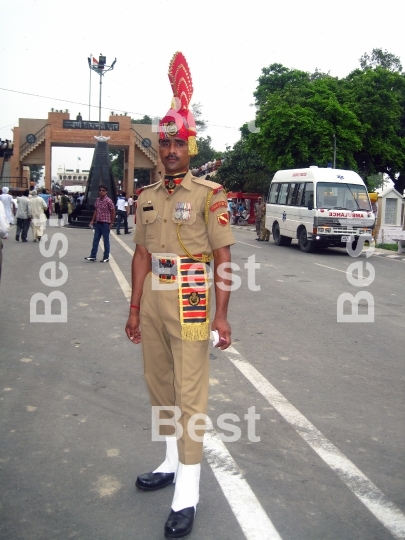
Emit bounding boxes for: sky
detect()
[1,0,404,176]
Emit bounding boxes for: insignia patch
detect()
[212,186,223,195]
[217,212,229,226]
[163,121,178,137]
[188,291,200,306]
[210,200,228,212]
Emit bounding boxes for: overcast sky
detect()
[1,0,404,175]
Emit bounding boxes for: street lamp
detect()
[87,54,117,136]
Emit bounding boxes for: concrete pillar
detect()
[44,125,52,191]
[123,135,135,195]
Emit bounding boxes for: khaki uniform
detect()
[134,171,234,465]
[259,202,270,241]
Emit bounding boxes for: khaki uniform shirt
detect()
[134,171,234,256]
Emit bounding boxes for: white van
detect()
[266,167,375,253]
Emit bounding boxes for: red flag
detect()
[92,57,98,65]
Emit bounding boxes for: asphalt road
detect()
[0,221,404,540]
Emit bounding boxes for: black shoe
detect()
[135,471,175,491]
[124,231,130,234]
[84,257,96,261]
[15,235,19,241]
[22,239,27,242]
[164,507,195,539]
[116,231,121,235]
[100,258,109,263]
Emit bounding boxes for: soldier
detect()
[254,196,262,239]
[259,198,270,241]
[125,52,235,539]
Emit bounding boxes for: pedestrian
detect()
[259,198,270,241]
[70,193,84,222]
[125,51,234,539]
[39,188,51,220]
[116,191,129,235]
[128,194,134,215]
[58,190,69,227]
[29,190,47,242]
[0,187,15,227]
[54,192,61,216]
[84,184,115,263]
[254,196,263,240]
[15,189,31,242]
[0,199,9,282]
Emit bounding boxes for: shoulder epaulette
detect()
[192,177,223,193]
[136,181,159,197]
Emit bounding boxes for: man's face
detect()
[159,137,190,174]
[99,188,107,199]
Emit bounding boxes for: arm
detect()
[89,208,97,226]
[125,244,151,344]
[211,245,232,350]
[110,204,116,229]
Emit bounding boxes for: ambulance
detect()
[266,167,375,253]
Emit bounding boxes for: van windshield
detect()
[316,183,371,211]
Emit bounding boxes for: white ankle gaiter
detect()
[171,462,201,512]
[153,437,179,475]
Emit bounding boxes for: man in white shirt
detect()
[128,195,134,215]
[116,191,129,235]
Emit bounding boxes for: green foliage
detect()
[110,149,124,180]
[248,52,405,194]
[131,115,153,124]
[191,103,207,133]
[359,48,402,72]
[190,136,221,168]
[30,165,43,184]
[376,243,398,251]
[215,125,272,194]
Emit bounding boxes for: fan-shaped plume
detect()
[168,52,193,110]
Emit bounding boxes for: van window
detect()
[278,183,289,205]
[286,183,297,205]
[301,182,314,206]
[269,183,280,203]
[295,183,305,206]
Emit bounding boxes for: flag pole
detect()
[89,53,92,120]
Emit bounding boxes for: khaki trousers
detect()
[140,272,210,465]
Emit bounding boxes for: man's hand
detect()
[125,312,141,344]
[211,316,231,350]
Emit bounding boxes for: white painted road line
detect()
[111,232,135,256]
[314,263,352,274]
[224,345,405,540]
[237,241,262,248]
[204,417,282,540]
[109,254,132,301]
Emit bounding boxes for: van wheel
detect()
[273,223,291,246]
[299,228,315,253]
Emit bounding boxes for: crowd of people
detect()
[190,157,225,178]
[0,139,13,158]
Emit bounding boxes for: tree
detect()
[252,65,362,172]
[191,103,207,133]
[249,55,405,194]
[110,149,124,180]
[359,48,402,72]
[345,65,405,193]
[190,136,220,168]
[30,165,44,185]
[215,125,273,194]
[131,115,153,124]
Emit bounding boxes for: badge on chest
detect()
[174,202,191,220]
